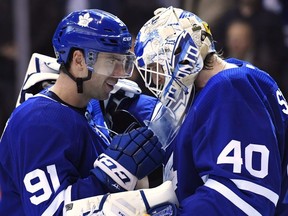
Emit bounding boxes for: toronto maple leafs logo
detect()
[78,13,93,27]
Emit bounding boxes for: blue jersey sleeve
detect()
[127,94,158,123]
[168,61,288,215]
[0,95,109,215]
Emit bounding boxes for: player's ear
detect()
[73,50,85,66]
[71,50,87,76]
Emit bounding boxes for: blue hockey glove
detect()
[91,127,164,192]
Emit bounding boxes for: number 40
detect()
[217,140,269,178]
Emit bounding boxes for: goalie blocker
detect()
[64,181,178,216]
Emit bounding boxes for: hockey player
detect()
[15,52,158,144]
[134,6,288,215]
[15,52,162,188]
[0,9,165,215]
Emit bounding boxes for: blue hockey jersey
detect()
[0,93,111,215]
[163,59,288,215]
[0,89,158,215]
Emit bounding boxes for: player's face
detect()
[148,63,165,86]
[85,68,119,100]
[83,52,136,100]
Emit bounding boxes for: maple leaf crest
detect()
[78,13,93,27]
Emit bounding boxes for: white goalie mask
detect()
[134,6,215,103]
[134,7,216,149]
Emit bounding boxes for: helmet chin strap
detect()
[60,64,92,93]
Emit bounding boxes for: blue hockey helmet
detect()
[52,9,133,65]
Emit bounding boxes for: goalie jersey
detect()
[163,58,288,215]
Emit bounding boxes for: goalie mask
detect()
[135,7,216,149]
[134,6,215,102]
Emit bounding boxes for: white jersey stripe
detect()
[42,185,72,216]
[231,179,279,206]
[41,190,65,216]
[63,185,72,216]
[205,179,261,216]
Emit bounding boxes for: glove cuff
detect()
[93,153,138,191]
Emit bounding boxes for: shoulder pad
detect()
[22,53,59,90]
[16,53,60,107]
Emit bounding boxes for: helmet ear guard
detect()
[86,50,98,71]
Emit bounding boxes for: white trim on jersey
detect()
[41,185,72,216]
[204,179,261,216]
[231,179,279,206]
[37,92,69,107]
[63,186,72,215]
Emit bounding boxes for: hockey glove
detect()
[91,127,164,192]
[65,181,178,216]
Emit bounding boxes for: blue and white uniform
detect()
[0,91,110,215]
[0,88,158,215]
[163,58,288,215]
